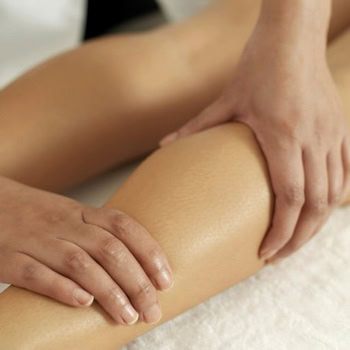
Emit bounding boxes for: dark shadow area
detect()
[84,0,160,40]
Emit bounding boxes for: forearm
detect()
[255,0,331,55]
[260,0,331,36]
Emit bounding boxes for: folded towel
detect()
[123,206,350,350]
[1,163,349,349]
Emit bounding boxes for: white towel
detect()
[157,0,211,21]
[0,0,85,88]
[1,161,349,350]
[67,166,350,350]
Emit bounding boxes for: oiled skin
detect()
[0,1,350,349]
[1,34,350,349]
[0,0,349,192]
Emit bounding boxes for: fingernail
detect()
[74,289,94,306]
[260,249,278,260]
[142,302,162,324]
[121,304,139,325]
[155,268,174,291]
[160,132,178,146]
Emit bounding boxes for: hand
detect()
[0,177,173,325]
[160,26,350,263]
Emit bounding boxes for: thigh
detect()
[1,11,350,350]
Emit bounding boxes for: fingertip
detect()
[259,247,278,260]
[74,289,94,307]
[159,132,178,147]
[154,268,174,291]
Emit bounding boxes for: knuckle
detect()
[329,189,342,206]
[110,211,132,235]
[22,263,39,282]
[105,287,127,306]
[42,211,66,225]
[282,183,305,206]
[285,127,299,143]
[309,196,328,215]
[134,281,156,300]
[100,238,126,263]
[147,248,161,264]
[277,118,300,142]
[64,250,91,272]
[46,277,63,299]
[314,121,327,143]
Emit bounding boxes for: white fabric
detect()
[157,0,211,21]
[73,171,350,350]
[2,163,350,349]
[124,207,350,350]
[0,0,85,88]
[0,0,85,293]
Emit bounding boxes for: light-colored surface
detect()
[128,4,350,347]
[123,207,350,350]
[157,0,211,21]
[82,170,350,350]
[0,0,85,88]
[0,0,85,292]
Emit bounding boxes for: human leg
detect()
[0,0,349,191]
[1,23,350,350]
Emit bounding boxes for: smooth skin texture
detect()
[161,0,350,264]
[0,0,269,327]
[0,176,173,325]
[0,0,264,321]
[0,0,350,348]
[0,0,348,193]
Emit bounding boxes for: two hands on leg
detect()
[1,30,350,350]
[0,0,350,349]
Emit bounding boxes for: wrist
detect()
[256,0,331,52]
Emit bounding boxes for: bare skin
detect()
[0,0,264,319]
[0,176,173,324]
[0,0,350,348]
[161,0,350,264]
[1,28,350,346]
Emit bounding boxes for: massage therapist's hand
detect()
[160,0,350,263]
[0,177,173,325]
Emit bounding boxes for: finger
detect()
[159,92,234,146]
[268,148,329,262]
[304,142,345,243]
[64,223,162,324]
[341,136,350,203]
[259,144,305,260]
[83,207,174,291]
[21,238,140,325]
[308,211,332,242]
[1,252,94,308]
[327,142,344,208]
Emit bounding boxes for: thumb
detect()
[159,93,234,147]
